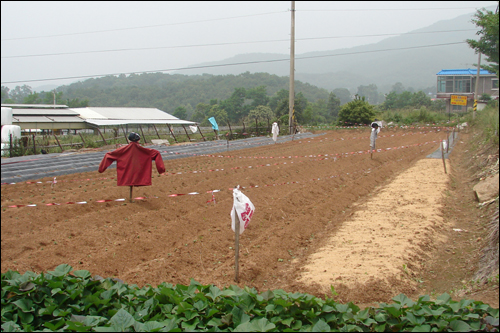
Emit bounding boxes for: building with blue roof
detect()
[436,68,498,113]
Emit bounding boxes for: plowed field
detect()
[2,127,496,306]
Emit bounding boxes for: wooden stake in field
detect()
[129,186,133,203]
[441,140,447,174]
[234,206,240,282]
[230,186,255,283]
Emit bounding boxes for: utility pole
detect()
[288,1,295,135]
[473,53,481,120]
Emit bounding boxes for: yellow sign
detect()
[450,95,467,106]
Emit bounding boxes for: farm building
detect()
[1,104,196,136]
[436,68,498,114]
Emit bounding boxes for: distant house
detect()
[436,69,498,113]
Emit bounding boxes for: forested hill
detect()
[59,71,330,115]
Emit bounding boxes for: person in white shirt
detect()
[370,120,381,158]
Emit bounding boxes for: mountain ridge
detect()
[175,9,492,93]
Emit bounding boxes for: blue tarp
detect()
[208,117,218,131]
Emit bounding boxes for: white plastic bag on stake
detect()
[441,139,447,152]
[231,186,255,235]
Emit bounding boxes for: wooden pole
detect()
[53,134,64,152]
[197,125,206,141]
[167,124,178,143]
[32,134,37,155]
[79,133,86,147]
[139,125,147,144]
[446,131,450,154]
[95,127,108,145]
[181,125,192,142]
[152,124,161,139]
[120,125,129,144]
[234,206,240,282]
[288,1,295,135]
[227,119,233,139]
[473,53,481,120]
[130,186,133,203]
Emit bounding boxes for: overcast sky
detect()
[1,1,497,91]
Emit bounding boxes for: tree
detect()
[337,95,376,126]
[303,100,327,125]
[326,93,341,120]
[467,7,499,76]
[1,86,10,103]
[274,92,308,127]
[206,105,228,126]
[268,89,289,112]
[332,88,352,105]
[23,92,42,104]
[246,86,269,107]
[410,91,431,108]
[192,103,210,122]
[9,85,33,103]
[395,91,413,109]
[41,90,64,105]
[247,105,274,123]
[430,99,446,111]
[221,87,246,122]
[391,82,406,94]
[382,91,398,110]
[66,98,89,108]
[357,84,379,104]
[173,106,187,120]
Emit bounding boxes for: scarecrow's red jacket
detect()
[98,142,165,186]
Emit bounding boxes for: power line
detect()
[0,41,467,85]
[298,7,489,12]
[1,29,477,59]
[2,5,489,41]
[0,11,287,41]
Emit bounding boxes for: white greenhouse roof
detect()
[5,105,195,128]
[11,108,81,116]
[85,119,196,126]
[71,107,195,126]
[1,104,69,108]
[74,107,179,120]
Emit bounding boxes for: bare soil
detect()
[1,128,498,308]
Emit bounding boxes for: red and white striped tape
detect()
[2,141,431,209]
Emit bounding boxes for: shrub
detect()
[337,96,376,125]
[1,265,499,332]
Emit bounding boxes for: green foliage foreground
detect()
[1,265,499,332]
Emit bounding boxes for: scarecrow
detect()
[370,120,382,159]
[98,132,165,201]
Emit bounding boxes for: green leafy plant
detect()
[1,265,499,332]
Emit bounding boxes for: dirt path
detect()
[297,158,451,303]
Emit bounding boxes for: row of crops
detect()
[1,264,498,332]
